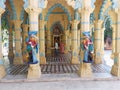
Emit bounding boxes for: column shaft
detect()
[46,29,52,55]
[39,20,46,64]
[111,9,120,76]
[94,20,103,64]
[22,24,29,62]
[13,20,23,65]
[8,27,14,65]
[71,20,80,64]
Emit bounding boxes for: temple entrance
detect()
[51,22,64,56]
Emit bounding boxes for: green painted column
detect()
[71,20,80,64]
[8,22,14,65]
[13,20,23,65]
[111,8,120,76]
[39,20,46,64]
[0,8,6,79]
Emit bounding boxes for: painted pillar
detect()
[0,8,6,79]
[77,29,80,55]
[111,8,120,76]
[8,22,14,65]
[39,20,46,64]
[13,20,23,65]
[64,30,69,54]
[46,29,51,55]
[78,1,93,77]
[111,24,116,59]
[71,20,80,64]
[25,1,42,78]
[94,20,103,64]
[22,24,29,62]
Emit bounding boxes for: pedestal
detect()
[40,57,46,64]
[111,53,120,76]
[0,65,6,79]
[27,63,41,79]
[71,56,80,64]
[78,63,92,77]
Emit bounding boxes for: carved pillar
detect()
[22,24,29,62]
[46,29,52,55]
[111,8,120,76]
[13,20,23,65]
[94,20,103,64]
[64,30,69,54]
[0,8,6,79]
[78,5,93,77]
[25,6,41,79]
[111,25,116,59]
[77,29,80,55]
[8,22,14,65]
[39,20,46,64]
[71,20,80,64]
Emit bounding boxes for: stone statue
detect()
[26,32,38,64]
[81,31,94,63]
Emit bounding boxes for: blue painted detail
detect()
[0,0,6,9]
[90,13,95,24]
[50,12,66,14]
[15,52,20,57]
[103,15,112,28]
[74,9,80,20]
[98,0,107,20]
[96,52,100,56]
[45,4,71,21]
[0,60,4,65]
[30,22,38,24]
[20,8,24,20]
[50,21,64,32]
[111,0,119,9]
[28,31,38,35]
[23,0,28,9]
[9,0,17,20]
[40,53,45,57]
[39,13,42,20]
[115,38,120,40]
[81,22,90,24]
[114,56,118,64]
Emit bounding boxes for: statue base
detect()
[0,65,6,79]
[78,63,92,77]
[27,63,41,79]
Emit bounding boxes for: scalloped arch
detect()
[50,21,64,32]
[45,3,71,21]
